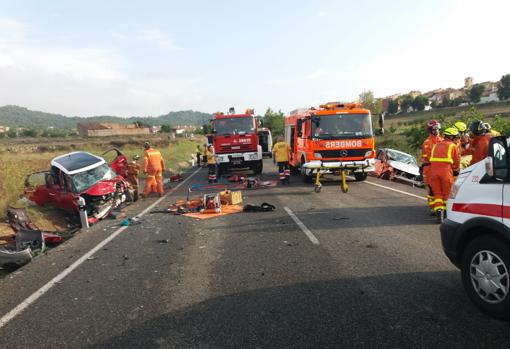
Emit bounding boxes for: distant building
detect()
[77,122,150,137]
[150,125,162,134]
[408,90,422,99]
[0,125,10,133]
[465,77,474,89]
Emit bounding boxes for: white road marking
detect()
[364,180,427,201]
[284,206,320,245]
[0,167,202,329]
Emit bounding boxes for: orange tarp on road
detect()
[182,205,243,220]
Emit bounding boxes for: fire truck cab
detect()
[211,108,263,175]
[285,102,376,182]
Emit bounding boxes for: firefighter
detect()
[142,142,166,197]
[464,120,491,166]
[453,121,469,151]
[484,122,501,137]
[421,120,442,213]
[206,144,217,183]
[429,127,460,223]
[196,145,203,167]
[126,154,141,200]
[272,136,291,184]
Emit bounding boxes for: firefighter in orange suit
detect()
[272,136,291,184]
[429,127,460,223]
[143,142,165,197]
[464,120,491,166]
[421,120,442,213]
[126,154,141,200]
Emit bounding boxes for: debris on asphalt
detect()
[366,243,377,249]
[0,247,32,268]
[157,239,169,244]
[243,203,276,212]
[120,217,143,227]
[333,217,349,221]
[86,256,97,261]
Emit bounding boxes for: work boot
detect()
[436,209,444,224]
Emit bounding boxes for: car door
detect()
[24,171,50,206]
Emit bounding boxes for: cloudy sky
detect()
[0,0,509,117]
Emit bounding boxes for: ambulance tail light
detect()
[450,172,469,199]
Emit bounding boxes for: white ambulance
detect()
[441,136,510,319]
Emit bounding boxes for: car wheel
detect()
[461,235,510,319]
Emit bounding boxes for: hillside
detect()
[384,101,510,128]
[0,105,212,129]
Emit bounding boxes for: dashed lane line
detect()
[284,206,320,245]
[0,167,203,329]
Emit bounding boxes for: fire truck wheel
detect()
[252,160,263,175]
[354,173,368,181]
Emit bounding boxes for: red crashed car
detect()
[24,151,137,224]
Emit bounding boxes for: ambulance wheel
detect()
[354,173,367,181]
[461,235,510,319]
[290,165,300,175]
[314,185,322,193]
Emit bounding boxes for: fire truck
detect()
[210,108,263,176]
[284,102,376,192]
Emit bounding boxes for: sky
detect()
[0,0,509,117]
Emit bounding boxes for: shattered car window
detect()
[386,149,418,166]
[71,164,117,192]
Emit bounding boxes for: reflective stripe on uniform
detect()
[430,143,455,163]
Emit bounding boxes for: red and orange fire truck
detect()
[284,102,376,191]
[210,108,263,176]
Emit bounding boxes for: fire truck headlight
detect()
[248,153,258,160]
[314,153,322,159]
[364,150,374,158]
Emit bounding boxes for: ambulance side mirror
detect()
[488,137,509,181]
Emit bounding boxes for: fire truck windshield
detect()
[311,113,373,139]
[214,117,255,135]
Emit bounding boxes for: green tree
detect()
[358,90,383,115]
[201,123,212,135]
[262,108,284,136]
[160,124,172,133]
[412,95,429,111]
[7,129,17,138]
[21,128,38,137]
[399,94,414,113]
[497,74,510,101]
[441,95,451,108]
[387,99,399,114]
[468,84,485,104]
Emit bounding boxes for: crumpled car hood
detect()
[387,160,420,176]
[82,179,118,196]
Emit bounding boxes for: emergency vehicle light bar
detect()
[319,102,361,110]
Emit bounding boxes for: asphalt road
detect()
[1,160,510,348]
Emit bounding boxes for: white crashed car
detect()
[374,148,424,187]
